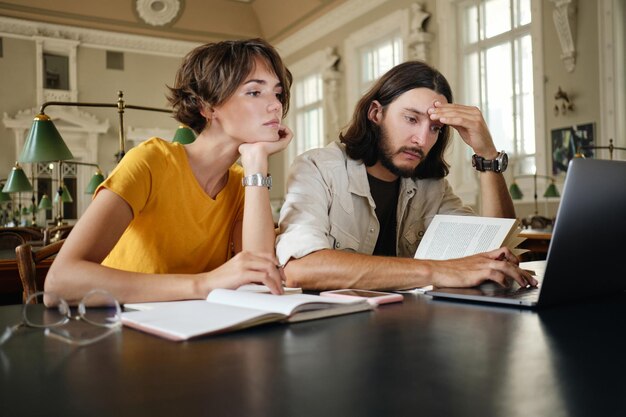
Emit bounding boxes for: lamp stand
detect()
[55,160,64,226]
[38,90,171,163]
[30,165,37,227]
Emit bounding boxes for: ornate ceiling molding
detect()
[0,16,198,58]
[135,0,183,27]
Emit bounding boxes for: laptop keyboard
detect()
[480,283,540,300]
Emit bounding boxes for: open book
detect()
[121,290,373,341]
[414,215,526,260]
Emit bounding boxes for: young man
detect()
[276,61,537,291]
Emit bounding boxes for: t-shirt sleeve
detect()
[95,141,164,218]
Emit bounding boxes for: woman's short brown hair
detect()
[167,38,292,134]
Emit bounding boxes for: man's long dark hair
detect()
[340,61,453,179]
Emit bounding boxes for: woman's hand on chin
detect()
[239,124,293,160]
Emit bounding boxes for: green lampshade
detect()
[38,194,53,210]
[54,184,73,203]
[2,163,33,193]
[85,169,106,194]
[509,182,523,200]
[543,182,560,198]
[19,113,74,163]
[0,188,11,202]
[172,125,196,144]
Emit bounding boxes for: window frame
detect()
[344,9,410,118]
[436,0,545,206]
[284,49,327,170]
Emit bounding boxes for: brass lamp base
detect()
[521,215,553,230]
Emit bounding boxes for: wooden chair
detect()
[15,239,65,304]
[0,231,26,253]
[1,226,44,243]
[43,225,73,245]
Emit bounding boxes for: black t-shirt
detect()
[367,174,400,257]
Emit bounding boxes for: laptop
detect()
[426,158,626,308]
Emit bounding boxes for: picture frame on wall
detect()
[550,123,595,175]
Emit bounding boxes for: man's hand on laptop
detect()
[429,247,539,289]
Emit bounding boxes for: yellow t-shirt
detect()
[97,138,244,274]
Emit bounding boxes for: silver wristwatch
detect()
[472,151,508,173]
[242,173,272,189]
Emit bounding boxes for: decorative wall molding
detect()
[0,16,198,57]
[322,47,342,144]
[407,2,434,61]
[550,0,577,73]
[34,37,80,105]
[135,0,182,27]
[275,0,390,58]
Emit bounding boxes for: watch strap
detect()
[242,173,272,189]
[472,151,507,173]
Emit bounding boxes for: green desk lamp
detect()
[509,173,560,229]
[38,194,53,211]
[172,124,196,144]
[85,169,106,194]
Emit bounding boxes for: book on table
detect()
[414,214,526,260]
[121,289,373,341]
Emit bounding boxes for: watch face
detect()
[497,152,508,172]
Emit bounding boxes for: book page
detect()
[123,285,302,311]
[207,289,366,317]
[235,284,302,294]
[415,215,519,260]
[121,300,282,341]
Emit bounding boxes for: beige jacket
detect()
[276,141,474,265]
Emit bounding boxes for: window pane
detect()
[43,53,70,90]
[484,42,513,152]
[293,72,324,157]
[518,35,535,155]
[516,0,531,27]
[360,36,402,87]
[483,0,511,39]
[462,3,479,45]
[296,108,324,155]
[295,74,322,108]
[463,52,480,107]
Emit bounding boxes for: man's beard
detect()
[376,124,425,178]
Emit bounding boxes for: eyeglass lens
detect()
[79,290,121,328]
[23,292,70,328]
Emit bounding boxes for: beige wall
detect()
[76,48,182,175]
[542,0,601,155]
[0,37,37,174]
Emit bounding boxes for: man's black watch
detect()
[472,151,508,173]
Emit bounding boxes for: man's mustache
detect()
[396,147,425,159]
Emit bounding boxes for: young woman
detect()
[45,39,292,304]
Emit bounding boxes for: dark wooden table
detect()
[1,290,625,417]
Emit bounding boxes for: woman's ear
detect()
[200,105,213,120]
[367,100,383,125]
